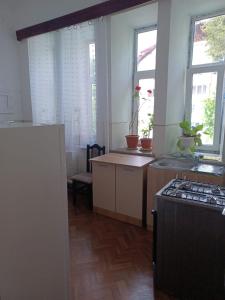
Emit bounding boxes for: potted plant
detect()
[140,113,154,150]
[177,120,204,153]
[126,86,152,149]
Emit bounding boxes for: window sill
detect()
[110,147,154,157]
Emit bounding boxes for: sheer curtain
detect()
[28,22,102,175]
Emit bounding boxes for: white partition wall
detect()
[0,123,70,300]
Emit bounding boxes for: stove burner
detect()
[207,196,218,205]
[161,179,225,209]
[211,186,224,196]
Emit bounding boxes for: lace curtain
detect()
[28,21,108,175]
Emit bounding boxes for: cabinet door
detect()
[92,162,116,211]
[116,165,143,220]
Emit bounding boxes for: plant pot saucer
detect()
[126,147,138,150]
[139,147,152,152]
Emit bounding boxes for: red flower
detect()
[135,85,141,92]
[147,89,152,96]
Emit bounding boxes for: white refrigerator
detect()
[0,122,70,300]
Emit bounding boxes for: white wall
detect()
[110,3,158,149]
[7,0,104,30]
[0,4,23,122]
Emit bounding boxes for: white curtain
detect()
[28,22,103,175]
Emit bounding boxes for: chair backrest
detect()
[87,144,105,173]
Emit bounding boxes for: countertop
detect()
[151,157,225,176]
[90,153,155,168]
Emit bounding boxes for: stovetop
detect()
[161,179,225,208]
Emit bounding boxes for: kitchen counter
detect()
[91,153,155,168]
[151,157,225,176]
[191,163,224,176]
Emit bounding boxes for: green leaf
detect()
[193,124,203,133]
[177,139,185,151]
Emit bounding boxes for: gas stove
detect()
[153,178,225,299]
[161,179,225,212]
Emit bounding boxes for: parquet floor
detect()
[69,194,175,300]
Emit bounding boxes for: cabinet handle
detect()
[97,163,109,168]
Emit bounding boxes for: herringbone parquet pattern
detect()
[69,194,175,300]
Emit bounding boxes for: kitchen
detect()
[0,0,225,299]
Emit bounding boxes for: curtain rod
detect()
[16,0,153,41]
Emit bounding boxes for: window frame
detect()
[133,25,157,135]
[186,11,225,154]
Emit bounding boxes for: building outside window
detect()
[133,26,157,137]
[186,12,225,154]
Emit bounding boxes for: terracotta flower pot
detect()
[125,135,139,149]
[140,138,152,150]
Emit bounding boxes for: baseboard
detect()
[93,206,142,227]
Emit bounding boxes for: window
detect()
[186,12,225,153]
[133,26,157,137]
[89,43,96,137]
[28,23,97,153]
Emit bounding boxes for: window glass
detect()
[191,72,217,145]
[137,30,157,71]
[89,43,95,78]
[138,78,155,137]
[192,15,225,65]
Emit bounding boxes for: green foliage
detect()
[177,120,204,153]
[177,139,185,151]
[203,97,215,139]
[203,15,225,61]
[179,120,203,137]
[141,113,154,138]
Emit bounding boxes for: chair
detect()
[71,144,105,210]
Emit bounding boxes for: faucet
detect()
[193,153,203,165]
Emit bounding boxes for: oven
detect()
[152,179,225,300]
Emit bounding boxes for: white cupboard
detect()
[91,153,154,226]
[0,123,70,300]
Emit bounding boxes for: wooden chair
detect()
[71,144,105,210]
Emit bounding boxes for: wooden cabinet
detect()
[147,166,225,229]
[92,162,115,212]
[147,166,182,228]
[91,153,154,226]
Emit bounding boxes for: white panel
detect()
[0,124,70,300]
[92,162,116,211]
[116,165,143,219]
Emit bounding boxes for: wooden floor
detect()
[69,194,175,300]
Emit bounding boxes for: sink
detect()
[152,158,195,170]
[191,163,225,175]
[152,158,225,175]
